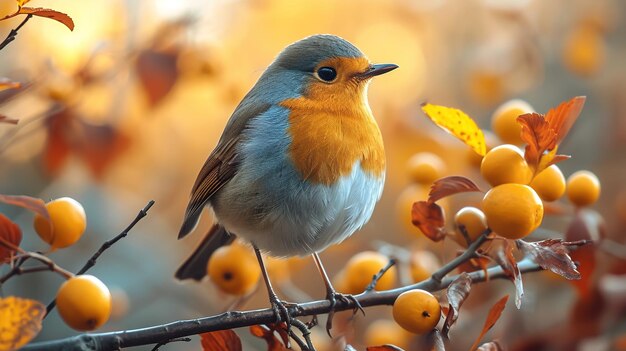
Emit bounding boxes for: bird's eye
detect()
[317,67,337,82]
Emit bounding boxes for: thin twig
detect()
[0,14,33,51]
[431,229,491,282]
[0,238,72,283]
[21,259,543,351]
[364,258,397,292]
[45,200,155,316]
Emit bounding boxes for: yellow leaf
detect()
[0,296,45,351]
[16,0,31,7]
[421,103,487,156]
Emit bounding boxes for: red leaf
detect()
[516,239,581,280]
[200,330,242,351]
[442,272,472,337]
[545,96,586,145]
[18,7,74,31]
[43,108,73,175]
[411,201,446,242]
[0,213,22,264]
[136,49,179,106]
[477,341,503,351]
[517,113,557,170]
[491,240,524,308]
[0,195,49,222]
[469,295,509,351]
[250,324,289,351]
[428,176,481,203]
[367,345,406,351]
[0,115,19,124]
[75,121,131,179]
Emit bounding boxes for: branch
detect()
[432,229,491,282]
[45,200,155,315]
[22,259,543,351]
[0,14,33,51]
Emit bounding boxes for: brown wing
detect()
[178,101,271,239]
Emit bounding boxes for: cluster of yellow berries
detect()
[32,197,112,331]
[383,98,604,338]
[476,100,601,240]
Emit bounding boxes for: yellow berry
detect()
[480,144,532,187]
[454,207,488,246]
[33,197,87,249]
[467,69,504,107]
[344,251,396,294]
[530,165,566,202]
[491,99,534,145]
[467,130,498,168]
[482,184,544,239]
[396,184,430,238]
[566,170,601,207]
[207,242,261,295]
[392,289,441,334]
[410,250,440,283]
[365,319,413,349]
[562,25,605,77]
[56,275,111,331]
[406,152,446,185]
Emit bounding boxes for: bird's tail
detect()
[175,224,236,281]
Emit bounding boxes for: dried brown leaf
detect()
[469,295,509,351]
[491,240,524,308]
[411,201,446,242]
[0,194,49,222]
[200,330,242,351]
[0,213,21,264]
[565,210,602,296]
[428,329,445,351]
[428,176,482,203]
[18,7,74,30]
[442,272,472,337]
[516,239,581,280]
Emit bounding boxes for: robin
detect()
[176,34,397,330]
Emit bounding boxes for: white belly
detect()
[212,162,384,257]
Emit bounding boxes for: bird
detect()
[175,34,397,330]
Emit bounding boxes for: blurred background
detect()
[1,0,625,350]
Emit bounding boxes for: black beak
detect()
[356,63,399,79]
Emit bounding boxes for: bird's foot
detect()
[269,293,296,331]
[325,291,364,336]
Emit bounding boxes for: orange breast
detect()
[279,82,385,185]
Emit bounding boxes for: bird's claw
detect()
[269,293,295,332]
[325,291,364,336]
